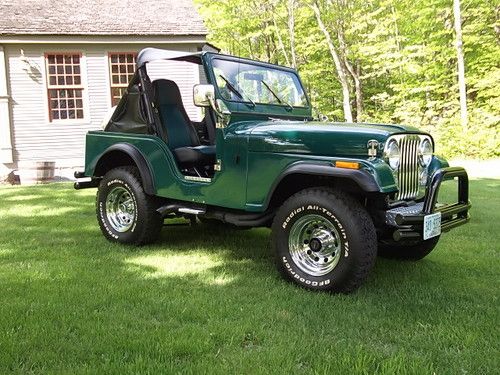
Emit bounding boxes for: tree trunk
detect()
[310,1,353,122]
[336,26,362,122]
[287,0,297,68]
[272,14,291,66]
[453,0,468,130]
[354,62,363,121]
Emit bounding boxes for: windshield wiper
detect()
[218,74,255,107]
[260,80,293,111]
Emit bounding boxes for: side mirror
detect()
[193,84,231,128]
[193,84,215,107]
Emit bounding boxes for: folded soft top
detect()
[136,48,204,67]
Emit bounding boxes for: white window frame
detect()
[107,51,137,107]
[43,51,90,124]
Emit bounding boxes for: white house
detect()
[0,0,210,182]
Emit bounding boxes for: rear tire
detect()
[96,166,162,245]
[378,236,440,260]
[272,188,377,293]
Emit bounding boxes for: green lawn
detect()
[0,179,498,374]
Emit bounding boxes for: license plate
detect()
[423,212,442,240]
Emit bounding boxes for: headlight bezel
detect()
[418,138,433,167]
[384,139,401,170]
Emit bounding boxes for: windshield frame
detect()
[207,55,311,111]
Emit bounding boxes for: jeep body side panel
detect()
[244,153,394,211]
[84,131,250,210]
[241,121,419,211]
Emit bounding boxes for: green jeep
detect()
[75,48,471,293]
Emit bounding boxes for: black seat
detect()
[153,79,215,169]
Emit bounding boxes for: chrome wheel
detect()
[288,214,342,276]
[105,186,136,232]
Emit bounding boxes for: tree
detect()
[196,0,500,157]
[310,0,353,122]
[453,0,468,130]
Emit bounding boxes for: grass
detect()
[0,179,499,374]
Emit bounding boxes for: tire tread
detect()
[96,166,162,245]
[272,187,377,293]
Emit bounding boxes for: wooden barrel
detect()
[18,161,55,185]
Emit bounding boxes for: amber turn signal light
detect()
[335,161,360,169]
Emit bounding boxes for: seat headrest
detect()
[153,79,183,107]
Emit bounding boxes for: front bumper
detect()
[385,167,471,241]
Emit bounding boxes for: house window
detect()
[109,53,137,106]
[45,53,84,121]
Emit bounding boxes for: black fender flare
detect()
[264,162,382,209]
[95,143,156,195]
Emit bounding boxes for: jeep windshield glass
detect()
[218,74,256,107]
[212,59,308,107]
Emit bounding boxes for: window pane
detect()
[47,87,84,121]
[109,53,136,105]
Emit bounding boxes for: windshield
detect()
[212,58,308,108]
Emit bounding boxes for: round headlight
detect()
[385,140,400,170]
[419,138,433,167]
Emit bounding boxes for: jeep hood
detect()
[242,121,424,157]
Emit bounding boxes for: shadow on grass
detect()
[1,180,497,299]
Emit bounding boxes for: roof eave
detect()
[0,33,208,44]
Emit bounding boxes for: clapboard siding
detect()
[6,42,203,168]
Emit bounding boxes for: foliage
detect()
[0,181,499,373]
[196,0,499,158]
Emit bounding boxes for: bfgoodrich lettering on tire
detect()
[96,166,162,245]
[272,188,377,293]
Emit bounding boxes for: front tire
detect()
[272,188,377,293]
[96,166,162,245]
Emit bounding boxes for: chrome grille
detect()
[396,135,420,200]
